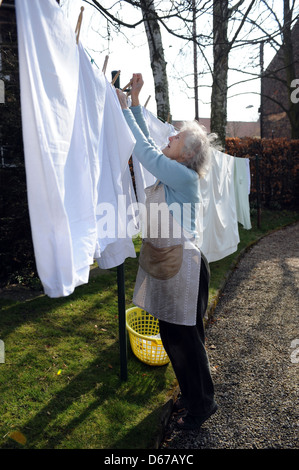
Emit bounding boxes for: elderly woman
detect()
[116,74,218,431]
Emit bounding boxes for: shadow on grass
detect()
[0,252,173,449]
[0,345,170,449]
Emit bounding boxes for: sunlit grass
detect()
[0,209,298,449]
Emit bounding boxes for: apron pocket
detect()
[139,241,183,280]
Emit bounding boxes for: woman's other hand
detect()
[131,73,144,106]
[116,89,128,110]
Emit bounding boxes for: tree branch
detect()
[228,0,256,50]
[83,0,144,28]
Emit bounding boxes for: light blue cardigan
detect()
[122,105,200,238]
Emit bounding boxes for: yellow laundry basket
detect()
[126,307,170,366]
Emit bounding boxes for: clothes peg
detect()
[102,55,109,74]
[111,70,120,86]
[75,7,84,45]
[144,95,151,108]
[121,80,132,92]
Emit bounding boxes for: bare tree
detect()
[225,0,299,139]
[83,0,299,141]
[211,0,256,146]
[84,0,171,120]
[140,0,170,121]
[83,0,215,121]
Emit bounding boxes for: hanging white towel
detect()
[198,150,240,262]
[234,157,252,230]
[15,0,106,297]
[77,43,106,208]
[95,79,138,269]
[246,158,251,194]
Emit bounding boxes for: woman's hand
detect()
[131,73,144,107]
[116,73,144,109]
[116,88,128,110]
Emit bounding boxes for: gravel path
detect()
[160,223,299,449]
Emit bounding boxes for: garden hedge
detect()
[226,137,299,209]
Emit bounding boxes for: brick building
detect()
[261,19,299,139]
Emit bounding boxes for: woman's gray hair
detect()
[180,121,219,178]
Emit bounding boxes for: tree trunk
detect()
[210,0,229,147]
[140,0,171,121]
[283,0,299,139]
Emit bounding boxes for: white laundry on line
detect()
[15,0,250,295]
[16,0,96,298]
[198,149,240,262]
[95,78,139,269]
[16,0,141,295]
[234,157,252,230]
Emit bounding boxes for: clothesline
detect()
[84,48,100,69]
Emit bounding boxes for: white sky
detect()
[61,0,281,123]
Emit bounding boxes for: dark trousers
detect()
[159,255,216,417]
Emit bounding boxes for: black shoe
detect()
[176,404,218,430]
[173,397,187,414]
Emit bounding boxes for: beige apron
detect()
[133,182,201,326]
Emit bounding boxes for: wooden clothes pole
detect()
[113,70,127,381]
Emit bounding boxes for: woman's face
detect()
[162,131,188,162]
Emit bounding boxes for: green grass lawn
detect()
[0,209,298,449]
